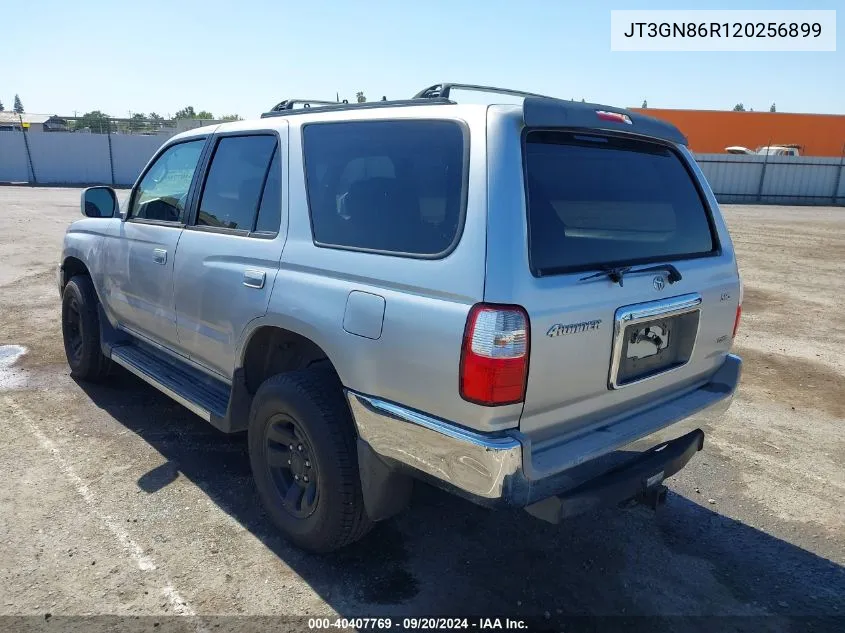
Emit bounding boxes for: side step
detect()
[110,343,231,427]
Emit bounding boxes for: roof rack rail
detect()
[413,83,554,101]
[260,97,453,119]
[268,99,342,112]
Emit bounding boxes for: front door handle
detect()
[152,248,167,265]
[243,269,266,289]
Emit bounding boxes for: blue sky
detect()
[2,0,841,118]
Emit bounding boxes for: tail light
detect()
[460,304,530,406]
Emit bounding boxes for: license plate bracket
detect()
[609,294,702,389]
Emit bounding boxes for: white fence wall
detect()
[1,131,844,205]
[111,134,171,186]
[696,153,845,205]
[0,131,169,187]
[0,133,32,182]
[26,132,112,185]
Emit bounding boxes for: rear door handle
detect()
[152,248,167,265]
[243,269,265,289]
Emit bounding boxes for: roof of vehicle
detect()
[168,82,688,146]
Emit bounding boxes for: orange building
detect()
[629,108,845,157]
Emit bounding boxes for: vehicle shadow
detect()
[77,369,845,632]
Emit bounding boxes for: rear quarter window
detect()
[302,120,466,257]
[524,131,717,276]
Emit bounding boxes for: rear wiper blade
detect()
[579,264,682,287]
[579,266,632,286]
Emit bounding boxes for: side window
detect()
[303,120,465,256]
[254,148,281,234]
[197,135,277,231]
[130,139,205,222]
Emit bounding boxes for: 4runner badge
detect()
[547,320,602,337]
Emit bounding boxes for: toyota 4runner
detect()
[59,83,742,552]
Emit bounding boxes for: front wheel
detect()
[248,366,372,553]
[61,275,110,382]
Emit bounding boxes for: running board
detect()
[110,343,231,427]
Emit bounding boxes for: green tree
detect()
[74,110,111,133]
[174,106,196,119]
[770,102,776,112]
[641,99,648,108]
[732,103,746,112]
[13,94,24,113]
[0,98,4,112]
[175,106,216,120]
[129,113,147,131]
[355,91,366,103]
[219,114,242,122]
[148,112,164,121]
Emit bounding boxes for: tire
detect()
[248,366,372,553]
[61,275,110,382]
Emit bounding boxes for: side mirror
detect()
[81,186,118,218]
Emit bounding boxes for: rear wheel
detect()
[61,275,110,382]
[248,366,372,553]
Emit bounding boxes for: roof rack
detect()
[268,99,343,112]
[413,83,554,101]
[260,98,453,119]
[257,84,687,145]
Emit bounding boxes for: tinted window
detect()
[198,135,277,230]
[131,139,204,222]
[525,132,716,275]
[255,148,281,234]
[303,120,465,256]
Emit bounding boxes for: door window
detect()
[197,135,278,231]
[129,139,205,222]
[254,148,282,234]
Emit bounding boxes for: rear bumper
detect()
[346,353,741,511]
[523,429,703,523]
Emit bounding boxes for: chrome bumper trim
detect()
[345,392,522,500]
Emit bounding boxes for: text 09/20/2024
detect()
[307,618,529,630]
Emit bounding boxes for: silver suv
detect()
[59,83,742,553]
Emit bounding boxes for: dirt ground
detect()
[0,188,843,632]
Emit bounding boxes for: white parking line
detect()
[4,396,205,625]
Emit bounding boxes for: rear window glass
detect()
[524,131,716,276]
[303,120,465,256]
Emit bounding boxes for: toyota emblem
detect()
[653,276,665,291]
